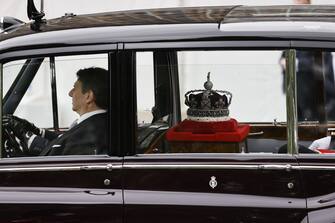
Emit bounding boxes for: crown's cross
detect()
[204,72,213,90]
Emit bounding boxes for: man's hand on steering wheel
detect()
[3,114,41,138]
[2,115,41,156]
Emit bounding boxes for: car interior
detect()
[2,49,335,157]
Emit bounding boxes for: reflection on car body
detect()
[1,0,335,222]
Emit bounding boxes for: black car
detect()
[1,1,335,222]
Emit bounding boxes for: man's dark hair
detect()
[77,67,109,109]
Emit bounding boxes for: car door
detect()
[294,48,335,223]
[124,154,305,223]
[123,47,307,223]
[0,51,124,222]
[0,156,123,223]
[297,155,335,223]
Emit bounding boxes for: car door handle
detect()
[84,190,115,196]
[80,163,114,171]
[258,164,292,171]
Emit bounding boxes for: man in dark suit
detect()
[280,50,335,122]
[279,0,335,122]
[3,67,109,156]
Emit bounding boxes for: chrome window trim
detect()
[123,164,335,171]
[0,63,2,159]
[0,163,121,173]
[0,163,333,172]
[124,164,259,170]
[0,154,118,163]
[286,49,298,155]
[125,40,291,50]
[296,166,335,170]
[0,44,117,62]
[123,164,296,171]
[291,40,335,49]
[126,40,335,50]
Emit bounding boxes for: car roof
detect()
[1,5,335,52]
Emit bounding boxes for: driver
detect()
[3,67,109,156]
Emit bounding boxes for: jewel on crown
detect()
[184,72,232,122]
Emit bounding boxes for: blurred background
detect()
[0,0,335,22]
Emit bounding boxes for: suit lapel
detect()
[41,113,105,156]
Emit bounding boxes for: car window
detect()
[2,54,110,158]
[2,59,27,96]
[136,52,155,124]
[13,59,53,128]
[55,54,108,128]
[296,50,335,155]
[178,51,286,122]
[136,50,287,154]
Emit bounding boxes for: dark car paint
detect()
[0,156,123,222]
[1,4,335,223]
[123,154,306,223]
[295,155,335,222]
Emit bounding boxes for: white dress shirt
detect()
[309,136,331,150]
[76,109,107,125]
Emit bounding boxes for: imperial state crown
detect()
[184,72,232,121]
[166,72,250,153]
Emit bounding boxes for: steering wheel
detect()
[2,125,27,157]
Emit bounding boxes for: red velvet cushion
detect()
[175,119,238,133]
[316,149,335,154]
[166,122,250,142]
